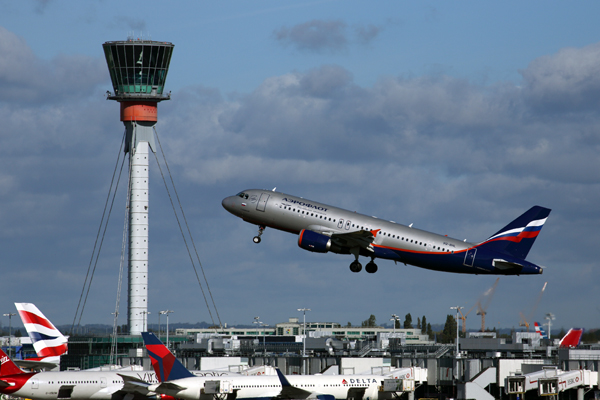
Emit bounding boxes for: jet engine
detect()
[298,229,333,253]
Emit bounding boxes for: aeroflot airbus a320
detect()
[222,189,550,275]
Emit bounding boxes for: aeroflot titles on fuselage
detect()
[281,198,328,212]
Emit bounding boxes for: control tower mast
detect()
[103,39,174,335]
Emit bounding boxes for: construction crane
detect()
[476,278,500,332]
[519,281,547,331]
[458,304,476,334]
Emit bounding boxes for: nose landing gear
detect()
[253,225,266,243]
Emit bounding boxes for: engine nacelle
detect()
[298,229,332,253]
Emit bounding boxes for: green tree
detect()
[427,323,433,340]
[417,317,421,330]
[421,316,427,334]
[361,314,377,327]
[440,314,458,344]
[346,322,352,327]
[403,313,413,329]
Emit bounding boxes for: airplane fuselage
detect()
[151,373,382,400]
[0,369,235,400]
[222,189,545,275]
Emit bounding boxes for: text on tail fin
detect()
[0,349,25,376]
[141,332,193,382]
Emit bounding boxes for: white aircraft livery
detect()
[143,332,399,400]
[222,189,550,275]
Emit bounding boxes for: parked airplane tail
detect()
[15,303,68,358]
[559,328,584,348]
[534,322,548,339]
[0,349,25,376]
[478,206,551,259]
[141,332,194,382]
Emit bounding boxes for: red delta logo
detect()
[342,379,348,385]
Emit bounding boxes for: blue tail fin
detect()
[141,332,194,382]
[478,206,551,259]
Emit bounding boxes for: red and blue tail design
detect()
[15,303,68,359]
[534,322,548,339]
[141,332,194,382]
[477,206,551,259]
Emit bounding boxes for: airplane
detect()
[534,322,548,339]
[141,332,401,400]
[0,347,239,400]
[222,189,551,275]
[14,303,68,370]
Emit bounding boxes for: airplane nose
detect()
[222,196,233,212]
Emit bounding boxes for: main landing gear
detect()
[349,249,378,273]
[253,225,266,243]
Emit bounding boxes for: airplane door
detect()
[337,219,344,229]
[100,377,107,388]
[31,378,39,389]
[256,193,269,212]
[345,220,352,230]
[463,248,476,267]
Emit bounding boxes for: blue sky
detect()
[1,0,600,333]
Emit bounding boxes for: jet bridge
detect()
[538,369,597,398]
[505,367,562,397]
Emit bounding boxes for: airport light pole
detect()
[254,317,269,355]
[140,311,150,332]
[450,306,462,356]
[297,308,311,375]
[160,310,174,348]
[390,314,399,334]
[3,313,16,357]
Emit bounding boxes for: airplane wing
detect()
[14,359,58,371]
[330,230,379,252]
[153,381,187,391]
[118,374,153,394]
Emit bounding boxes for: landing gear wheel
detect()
[365,261,378,274]
[350,261,362,273]
[253,225,266,244]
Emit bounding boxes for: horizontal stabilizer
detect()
[492,259,524,271]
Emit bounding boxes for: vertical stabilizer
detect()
[15,303,68,359]
[480,206,551,259]
[141,332,194,382]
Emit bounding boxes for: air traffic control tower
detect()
[103,39,174,335]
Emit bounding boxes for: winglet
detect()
[141,332,194,382]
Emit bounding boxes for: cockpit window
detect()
[236,192,249,199]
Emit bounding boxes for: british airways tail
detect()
[141,332,194,382]
[478,206,551,259]
[15,303,68,360]
[0,349,26,376]
[534,322,548,339]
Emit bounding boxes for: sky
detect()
[1,0,599,334]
